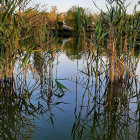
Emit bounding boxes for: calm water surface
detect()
[0,38,139,140]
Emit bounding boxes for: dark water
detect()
[0,38,139,140]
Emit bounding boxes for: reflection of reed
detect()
[72,77,139,140]
[0,39,70,138]
[71,40,139,140]
[32,43,70,124]
[0,77,36,139]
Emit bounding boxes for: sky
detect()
[30,0,140,14]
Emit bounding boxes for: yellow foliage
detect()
[47,12,57,23]
[57,13,66,22]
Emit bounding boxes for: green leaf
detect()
[55,80,70,94]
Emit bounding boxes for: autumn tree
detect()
[65,6,94,32]
[47,6,57,28]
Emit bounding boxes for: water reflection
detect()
[70,37,140,140]
[0,78,36,139]
[72,70,140,140]
[0,37,139,140]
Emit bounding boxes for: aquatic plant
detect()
[90,0,140,83]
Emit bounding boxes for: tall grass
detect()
[90,0,140,83]
[0,0,49,82]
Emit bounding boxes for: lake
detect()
[0,37,139,140]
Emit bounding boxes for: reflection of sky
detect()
[136,61,140,81]
[31,0,139,13]
[31,52,139,140]
[14,40,139,140]
[32,53,93,140]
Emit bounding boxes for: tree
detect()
[65,6,89,30]
[47,6,58,28]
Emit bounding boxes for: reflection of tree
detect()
[63,37,84,60]
[44,37,93,61]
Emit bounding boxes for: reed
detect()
[90,0,140,83]
[0,0,49,83]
